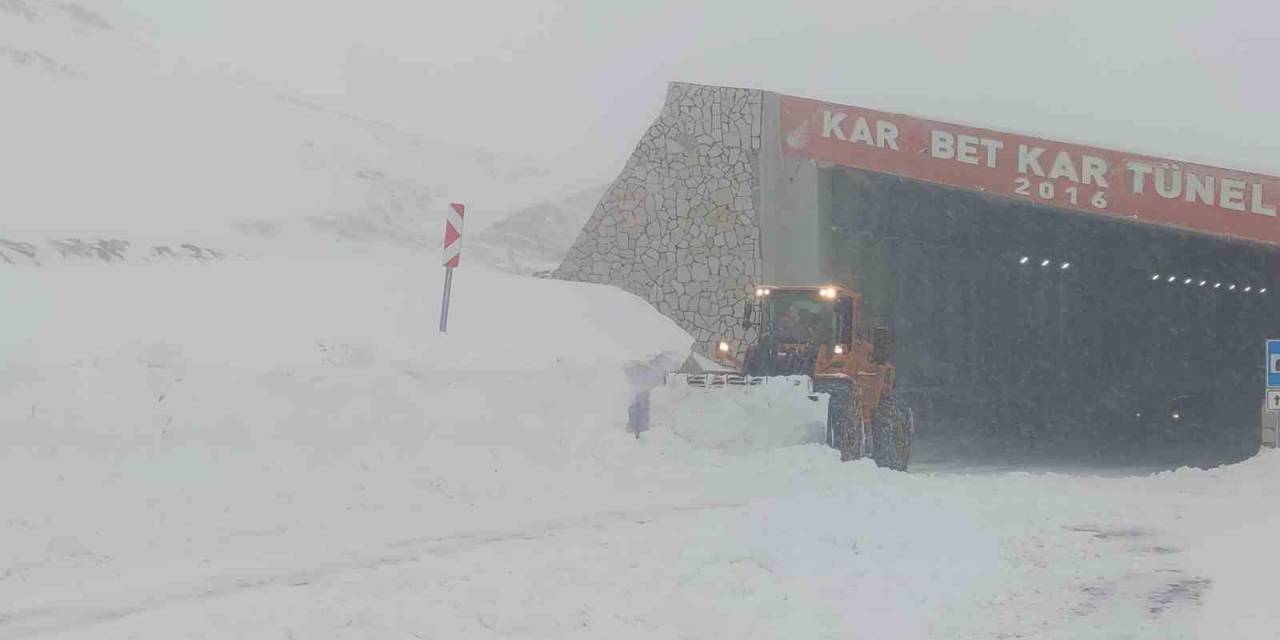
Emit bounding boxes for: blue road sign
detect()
[1269,340,1280,387]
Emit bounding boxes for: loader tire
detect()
[815,377,860,461]
[872,393,912,471]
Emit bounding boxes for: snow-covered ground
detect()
[2,252,1278,639]
[4,3,1279,639]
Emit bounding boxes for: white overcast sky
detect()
[114,0,1280,186]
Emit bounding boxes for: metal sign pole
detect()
[439,267,454,333]
[1265,339,1280,447]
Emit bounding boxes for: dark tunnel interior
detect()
[822,166,1280,468]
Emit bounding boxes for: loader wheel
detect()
[872,393,912,471]
[814,377,860,460]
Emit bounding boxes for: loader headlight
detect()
[718,341,731,353]
[833,344,845,355]
[755,287,771,297]
[819,287,837,299]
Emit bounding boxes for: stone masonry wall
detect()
[554,82,765,358]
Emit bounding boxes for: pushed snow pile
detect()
[648,374,829,453]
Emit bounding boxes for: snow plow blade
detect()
[648,373,831,453]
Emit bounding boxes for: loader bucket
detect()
[648,373,831,453]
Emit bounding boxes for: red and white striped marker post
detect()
[439,203,465,333]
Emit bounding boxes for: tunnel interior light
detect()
[1146,271,1265,293]
[1040,259,1051,267]
[1172,412,1181,420]
[718,341,730,353]
[1060,262,1070,270]
[1019,256,1029,264]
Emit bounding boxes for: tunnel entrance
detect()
[823,167,1280,469]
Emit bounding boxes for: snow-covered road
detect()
[8,455,1269,640]
[3,257,1276,639]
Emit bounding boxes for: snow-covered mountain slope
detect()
[464,184,606,274]
[0,1,573,264]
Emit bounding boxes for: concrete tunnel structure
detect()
[555,82,1280,466]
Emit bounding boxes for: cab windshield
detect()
[766,291,838,344]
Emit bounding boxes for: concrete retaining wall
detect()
[554,82,766,356]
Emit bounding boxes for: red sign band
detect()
[779,95,1280,247]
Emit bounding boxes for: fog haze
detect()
[114,0,1280,186]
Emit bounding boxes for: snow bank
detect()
[1185,451,1280,639]
[648,375,830,453]
[0,253,695,621]
[1,253,689,369]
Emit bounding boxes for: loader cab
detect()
[753,285,857,351]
